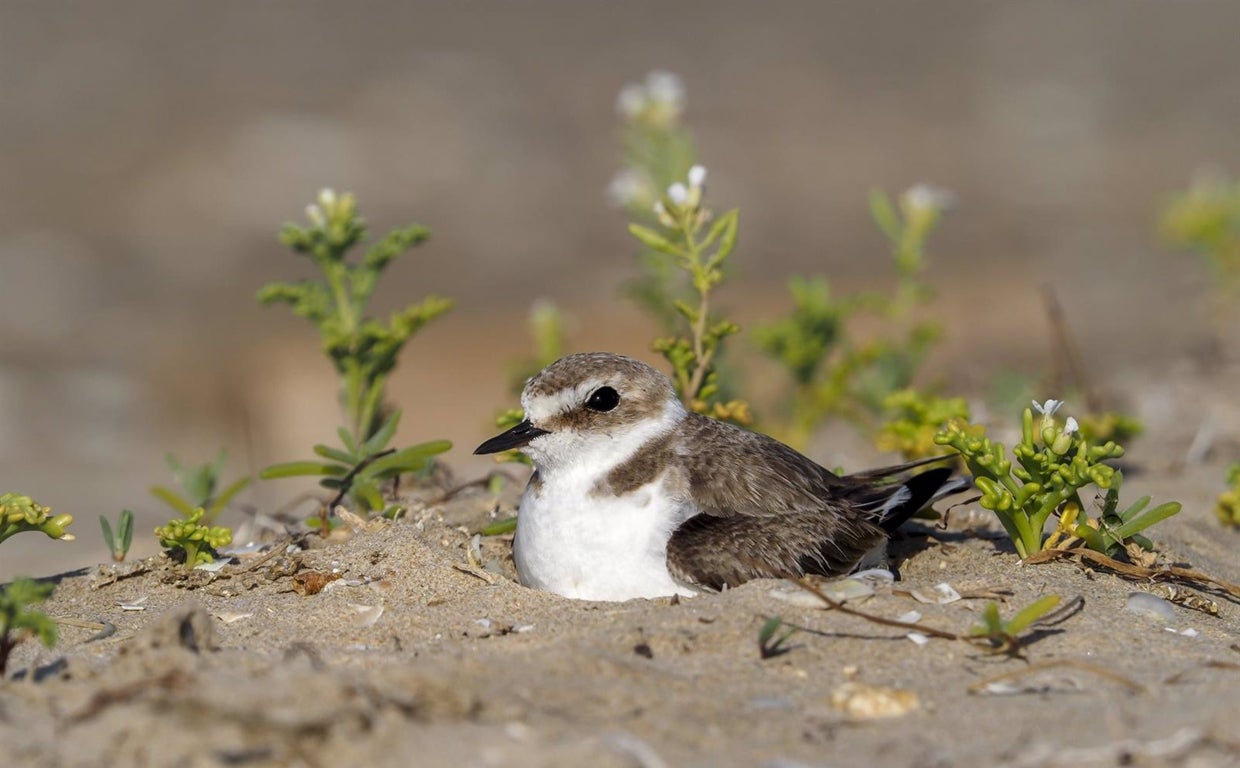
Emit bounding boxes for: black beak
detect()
[474,419,551,455]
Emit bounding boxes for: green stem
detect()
[681,215,714,402]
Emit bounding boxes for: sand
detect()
[4,366,1240,768]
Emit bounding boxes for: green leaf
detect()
[259,461,348,479]
[480,516,518,536]
[1072,523,1108,553]
[362,410,402,456]
[868,190,901,243]
[313,444,356,463]
[356,482,385,512]
[118,509,134,551]
[758,616,784,645]
[366,440,452,479]
[99,515,115,550]
[713,209,740,262]
[628,224,681,256]
[337,426,359,455]
[148,486,196,517]
[971,602,1004,636]
[1005,594,1060,635]
[207,476,251,519]
[1115,501,1181,540]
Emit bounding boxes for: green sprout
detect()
[154,508,232,570]
[610,71,699,331]
[628,165,750,424]
[257,188,453,440]
[0,493,73,546]
[491,301,569,468]
[757,616,797,660]
[611,73,749,424]
[0,578,57,675]
[874,389,977,465]
[507,301,568,394]
[1160,173,1240,295]
[935,400,1179,559]
[1214,462,1240,528]
[756,186,949,448]
[1075,410,1145,446]
[1069,478,1182,556]
[261,410,450,526]
[100,509,135,563]
[149,451,250,525]
[969,595,1061,655]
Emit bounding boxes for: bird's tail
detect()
[840,457,968,533]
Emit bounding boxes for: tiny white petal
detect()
[615,83,646,118]
[653,201,668,217]
[667,182,688,205]
[645,70,684,106]
[688,164,707,188]
[1063,417,1079,436]
[607,169,648,208]
[318,188,337,207]
[901,183,956,212]
[1032,399,1063,417]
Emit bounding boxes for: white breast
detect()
[513,468,698,601]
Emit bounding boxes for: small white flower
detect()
[606,169,649,208]
[318,188,337,208]
[1032,399,1063,417]
[688,164,707,189]
[645,70,684,107]
[653,200,675,227]
[615,83,646,119]
[1063,416,1079,436]
[667,182,688,206]
[305,204,325,227]
[900,183,956,213]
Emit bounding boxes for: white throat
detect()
[512,398,697,601]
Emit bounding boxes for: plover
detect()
[475,352,958,601]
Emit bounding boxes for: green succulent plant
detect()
[150,451,249,524]
[0,493,73,546]
[1215,462,1240,528]
[936,400,1179,559]
[154,507,233,569]
[0,578,57,675]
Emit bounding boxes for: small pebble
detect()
[830,682,920,719]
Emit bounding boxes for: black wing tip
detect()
[879,466,958,533]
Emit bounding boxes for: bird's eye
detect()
[585,386,620,412]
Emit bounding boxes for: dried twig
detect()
[967,658,1145,695]
[1024,547,1240,600]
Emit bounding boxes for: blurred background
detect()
[2,1,1239,578]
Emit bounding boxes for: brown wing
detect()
[664,414,953,589]
[666,508,886,590]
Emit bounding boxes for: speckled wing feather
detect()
[665,414,952,590]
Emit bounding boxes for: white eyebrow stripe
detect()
[522,380,606,423]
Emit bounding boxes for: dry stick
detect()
[793,577,966,642]
[967,659,1145,695]
[793,577,1084,656]
[1024,547,1240,600]
[1042,284,1102,412]
[318,447,397,535]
